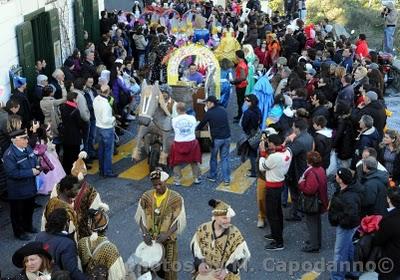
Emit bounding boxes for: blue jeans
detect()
[138,50,146,69]
[384,26,396,54]
[209,138,231,182]
[331,226,358,280]
[97,127,115,176]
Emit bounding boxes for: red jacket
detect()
[235,59,248,89]
[355,39,369,59]
[298,166,329,212]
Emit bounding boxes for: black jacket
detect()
[9,90,32,129]
[196,105,230,140]
[60,103,84,146]
[241,106,261,135]
[81,60,99,83]
[373,208,400,279]
[332,116,355,160]
[313,129,332,169]
[353,101,387,140]
[360,169,389,216]
[328,182,362,229]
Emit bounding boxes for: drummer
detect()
[190,199,251,280]
[134,168,187,280]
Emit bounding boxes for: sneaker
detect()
[207,177,216,182]
[223,181,230,186]
[126,114,136,121]
[265,241,284,251]
[194,178,202,184]
[257,219,265,228]
[264,234,275,241]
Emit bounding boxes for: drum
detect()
[195,270,219,280]
[134,241,164,269]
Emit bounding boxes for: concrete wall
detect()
[0,0,104,102]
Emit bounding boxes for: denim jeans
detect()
[331,226,358,280]
[384,26,396,54]
[209,138,231,182]
[86,119,96,158]
[281,184,289,205]
[97,127,115,176]
[138,50,146,69]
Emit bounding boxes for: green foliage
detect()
[268,0,284,13]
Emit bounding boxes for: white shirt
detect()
[93,95,115,129]
[172,114,197,142]
[259,149,292,183]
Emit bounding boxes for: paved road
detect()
[2,88,400,278]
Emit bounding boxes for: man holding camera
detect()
[382,2,398,54]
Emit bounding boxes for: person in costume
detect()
[49,151,109,239]
[135,168,186,280]
[41,175,80,241]
[78,208,126,279]
[11,241,54,280]
[219,58,234,108]
[243,44,256,96]
[214,30,241,64]
[191,199,251,280]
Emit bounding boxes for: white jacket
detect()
[259,149,292,186]
[93,95,115,129]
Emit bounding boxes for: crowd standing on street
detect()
[0,0,399,279]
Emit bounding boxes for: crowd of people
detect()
[0,0,399,279]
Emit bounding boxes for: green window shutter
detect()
[47,9,62,69]
[15,21,36,91]
[91,0,100,43]
[74,0,85,50]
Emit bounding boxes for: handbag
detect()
[247,129,262,150]
[298,170,322,214]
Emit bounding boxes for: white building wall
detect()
[0,0,104,102]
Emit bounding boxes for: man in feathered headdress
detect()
[191,199,251,280]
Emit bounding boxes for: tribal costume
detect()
[135,188,186,280]
[78,235,125,280]
[191,222,250,280]
[41,196,77,239]
[191,199,250,280]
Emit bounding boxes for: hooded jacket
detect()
[314,128,332,169]
[384,2,398,26]
[355,127,380,156]
[360,169,389,216]
[328,182,362,229]
[332,115,355,160]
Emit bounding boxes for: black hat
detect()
[337,168,353,185]
[9,129,28,139]
[12,242,52,268]
[205,95,218,104]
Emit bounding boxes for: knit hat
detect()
[12,242,52,268]
[209,199,236,217]
[150,168,169,182]
[71,151,88,181]
[305,68,316,76]
[365,91,378,101]
[13,76,27,89]
[337,168,353,185]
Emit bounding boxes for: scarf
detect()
[65,101,78,108]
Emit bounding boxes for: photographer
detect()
[381,2,398,54]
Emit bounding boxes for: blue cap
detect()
[13,76,27,89]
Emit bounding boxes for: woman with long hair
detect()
[241,94,262,177]
[11,241,54,280]
[298,151,329,253]
[378,129,400,185]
